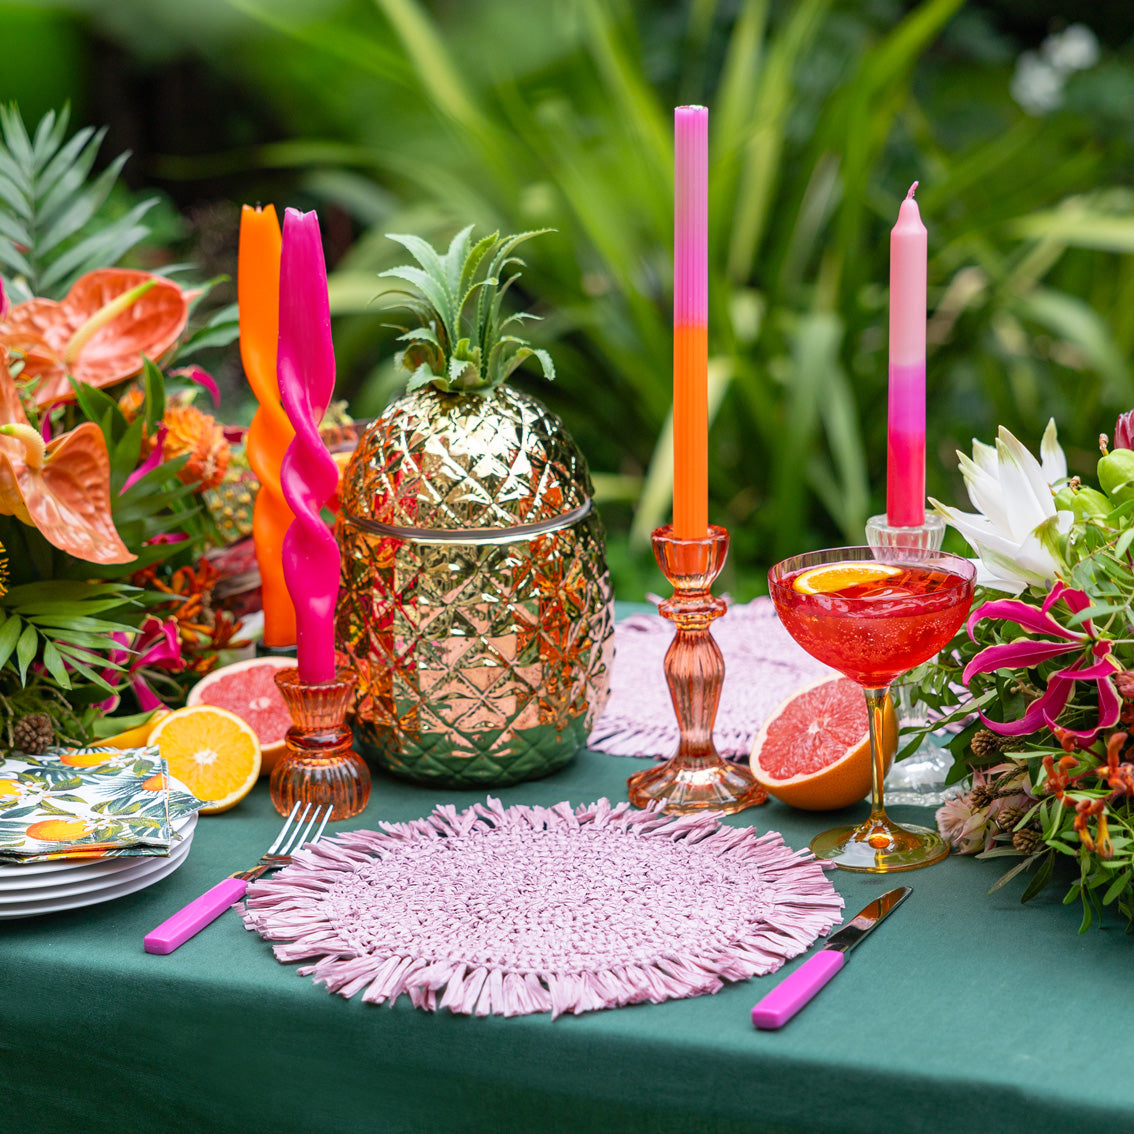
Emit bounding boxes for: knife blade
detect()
[751,886,911,1030]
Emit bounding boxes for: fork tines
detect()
[271,801,332,858]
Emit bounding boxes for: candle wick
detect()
[906,181,919,200]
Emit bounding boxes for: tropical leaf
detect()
[0,105,157,301]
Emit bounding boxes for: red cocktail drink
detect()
[773,563,972,687]
[768,547,975,872]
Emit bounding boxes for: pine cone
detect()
[970,729,1006,760]
[12,713,54,754]
[1012,828,1042,855]
[997,805,1025,832]
[970,784,996,808]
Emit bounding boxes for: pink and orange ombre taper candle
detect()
[238,204,297,648]
[673,105,709,540]
[886,183,928,527]
[276,208,341,685]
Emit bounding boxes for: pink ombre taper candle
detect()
[276,208,341,685]
[672,104,709,540]
[886,182,927,528]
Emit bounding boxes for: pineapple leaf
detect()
[488,341,556,386]
[380,264,455,342]
[0,105,157,300]
[458,230,499,309]
[440,225,475,300]
[383,226,554,395]
[396,326,443,349]
[448,357,479,390]
[406,362,444,392]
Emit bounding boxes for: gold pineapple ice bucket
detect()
[334,386,615,787]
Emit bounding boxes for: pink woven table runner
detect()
[588,597,833,759]
[242,798,842,1019]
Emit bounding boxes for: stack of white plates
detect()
[0,809,198,919]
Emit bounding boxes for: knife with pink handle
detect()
[751,886,911,1029]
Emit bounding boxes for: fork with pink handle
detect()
[143,802,331,954]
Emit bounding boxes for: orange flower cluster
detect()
[131,558,247,678]
[118,387,231,493]
[1042,733,1134,858]
[162,403,230,492]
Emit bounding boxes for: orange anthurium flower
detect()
[0,353,133,564]
[0,268,189,407]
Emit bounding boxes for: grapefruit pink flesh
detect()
[749,676,896,810]
[196,666,289,743]
[187,657,295,773]
[757,679,869,780]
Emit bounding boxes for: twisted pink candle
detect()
[277,208,341,684]
[886,183,927,527]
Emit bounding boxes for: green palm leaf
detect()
[0,104,157,301]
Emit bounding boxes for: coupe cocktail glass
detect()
[768,546,975,871]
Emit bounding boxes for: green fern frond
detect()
[0,104,157,302]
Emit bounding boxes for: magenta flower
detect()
[121,422,167,494]
[1114,410,1134,451]
[97,616,185,713]
[170,365,221,409]
[963,581,1121,742]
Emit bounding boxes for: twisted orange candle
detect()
[238,204,296,647]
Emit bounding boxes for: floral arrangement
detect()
[0,106,251,752]
[920,413,1134,930]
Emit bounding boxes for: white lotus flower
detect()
[930,419,1072,593]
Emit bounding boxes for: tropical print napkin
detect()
[0,746,206,863]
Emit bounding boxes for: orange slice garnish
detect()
[792,562,902,595]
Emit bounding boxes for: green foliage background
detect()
[3,0,1133,600]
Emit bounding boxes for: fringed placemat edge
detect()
[242,798,842,1020]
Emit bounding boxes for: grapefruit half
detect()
[748,675,897,811]
[187,656,294,775]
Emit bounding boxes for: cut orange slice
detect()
[792,562,902,595]
[186,656,294,776]
[148,705,261,814]
[749,675,896,810]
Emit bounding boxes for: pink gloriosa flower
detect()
[963,581,1122,742]
[97,616,185,713]
[1114,410,1134,451]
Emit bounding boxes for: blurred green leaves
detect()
[113,0,1134,596]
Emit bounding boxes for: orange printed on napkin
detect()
[0,747,206,863]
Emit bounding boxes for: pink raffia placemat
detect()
[241,798,842,1019]
[588,597,834,759]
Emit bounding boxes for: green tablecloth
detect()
[2,747,1132,1134]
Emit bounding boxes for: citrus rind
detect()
[792,562,902,595]
[748,675,896,811]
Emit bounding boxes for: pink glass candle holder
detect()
[626,525,768,814]
[269,665,371,820]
